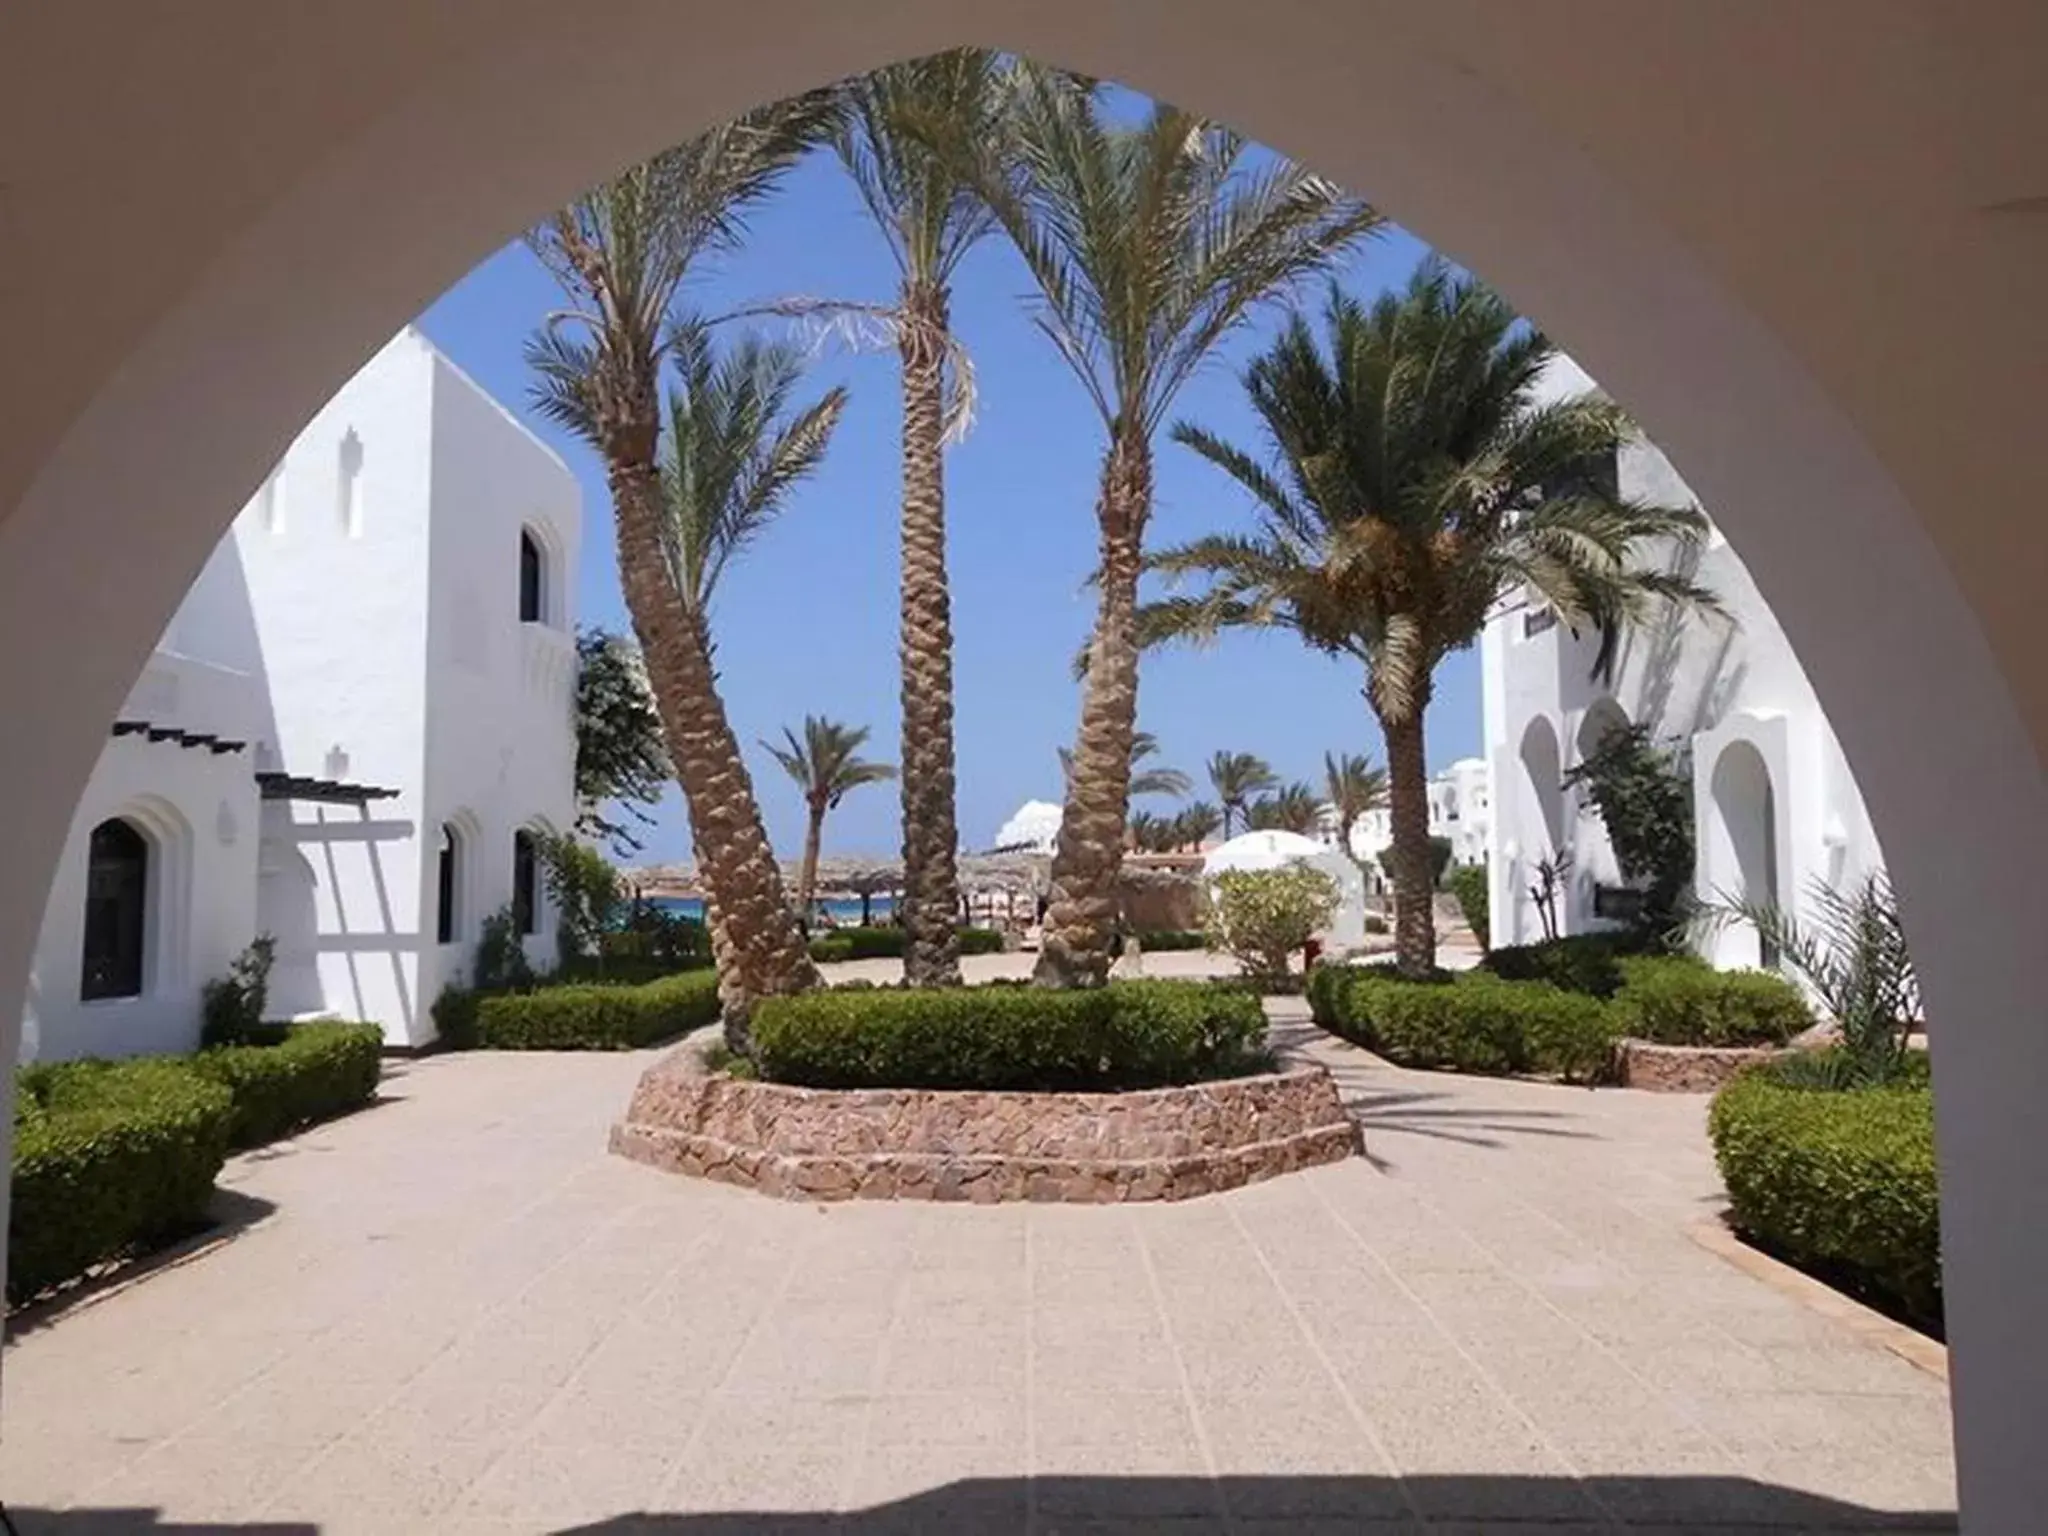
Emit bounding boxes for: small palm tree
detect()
[1246,782,1321,835]
[1127,809,1171,853]
[763,717,896,920]
[1060,731,1191,802]
[1208,751,1279,838]
[1145,263,1716,976]
[1176,801,1223,850]
[526,99,834,1042]
[825,50,1010,987]
[1324,750,1388,880]
[977,66,1381,986]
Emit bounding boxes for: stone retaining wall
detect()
[609,1050,1361,1203]
[1618,1037,1786,1092]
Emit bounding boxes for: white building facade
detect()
[22,331,579,1060]
[1481,365,1884,961]
[1315,757,1490,892]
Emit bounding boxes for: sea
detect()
[645,895,895,925]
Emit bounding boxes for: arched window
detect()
[436,823,460,945]
[337,428,364,537]
[519,529,544,623]
[512,828,538,937]
[81,818,148,1000]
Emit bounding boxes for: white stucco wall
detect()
[21,330,580,1057]
[21,651,262,1062]
[1482,380,1885,953]
[418,343,581,1011]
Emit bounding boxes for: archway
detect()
[256,842,323,1018]
[1515,716,1565,942]
[1572,697,1632,927]
[6,7,2048,1523]
[1705,740,1780,968]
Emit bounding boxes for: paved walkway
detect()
[0,1004,1956,1532]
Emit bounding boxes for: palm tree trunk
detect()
[607,454,816,1049]
[1381,706,1438,978]
[896,282,964,988]
[796,802,824,922]
[1036,434,1150,988]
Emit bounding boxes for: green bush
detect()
[431,985,483,1049]
[1306,962,1365,1028]
[1482,933,1645,998]
[200,935,277,1047]
[957,927,1005,956]
[1204,866,1338,982]
[474,971,720,1050]
[190,1023,383,1148]
[810,926,1003,962]
[1135,929,1210,952]
[751,980,1269,1092]
[10,1059,234,1303]
[1610,956,1812,1047]
[1363,912,1389,936]
[1448,864,1489,948]
[1709,1067,1940,1330]
[808,936,856,963]
[1327,970,1618,1083]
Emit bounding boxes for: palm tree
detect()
[1208,751,1279,838]
[1246,782,1321,835]
[828,51,1009,988]
[1323,750,1388,880]
[525,100,833,1044]
[1060,730,1190,802]
[980,67,1381,986]
[1127,809,1171,853]
[763,716,896,921]
[1144,263,1716,976]
[1176,801,1223,850]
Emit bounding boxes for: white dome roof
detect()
[1202,829,1331,874]
[992,799,1062,853]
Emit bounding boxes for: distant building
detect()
[22,330,579,1059]
[1315,758,1491,891]
[1479,360,1885,960]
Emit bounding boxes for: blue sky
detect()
[418,143,1484,866]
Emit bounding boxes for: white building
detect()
[1315,757,1491,891]
[22,330,579,1060]
[1480,362,1884,963]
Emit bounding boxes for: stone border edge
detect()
[1687,1215,1947,1381]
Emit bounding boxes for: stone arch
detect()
[1572,697,1633,916]
[92,795,195,1001]
[6,9,2048,1518]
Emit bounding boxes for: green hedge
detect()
[474,971,721,1050]
[191,1023,383,1148]
[1135,929,1209,952]
[1325,969,1618,1083]
[1610,957,1812,1047]
[1481,933,1649,998]
[1709,1066,1940,1330]
[809,927,1004,962]
[10,1059,234,1304]
[751,980,1269,1092]
[1448,864,1489,947]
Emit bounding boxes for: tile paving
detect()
[0,998,1956,1531]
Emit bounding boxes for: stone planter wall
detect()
[609,1050,1361,1203]
[1618,1037,1787,1092]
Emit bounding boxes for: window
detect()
[81,818,148,1000]
[338,429,364,537]
[512,829,538,937]
[436,824,460,944]
[519,529,544,623]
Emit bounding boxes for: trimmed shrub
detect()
[10,1059,234,1303]
[957,927,1005,956]
[808,936,856,963]
[812,927,1004,961]
[751,980,1269,1092]
[431,985,483,1049]
[1327,970,1618,1083]
[1135,929,1210,952]
[200,935,278,1047]
[1709,1067,1940,1330]
[1610,956,1812,1047]
[190,1023,383,1148]
[1448,864,1489,948]
[1482,933,1644,998]
[474,970,720,1050]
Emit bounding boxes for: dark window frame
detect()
[518,529,544,624]
[436,824,459,945]
[512,829,538,937]
[81,818,149,1001]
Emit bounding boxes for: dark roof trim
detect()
[256,771,400,805]
[112,719,246,754]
